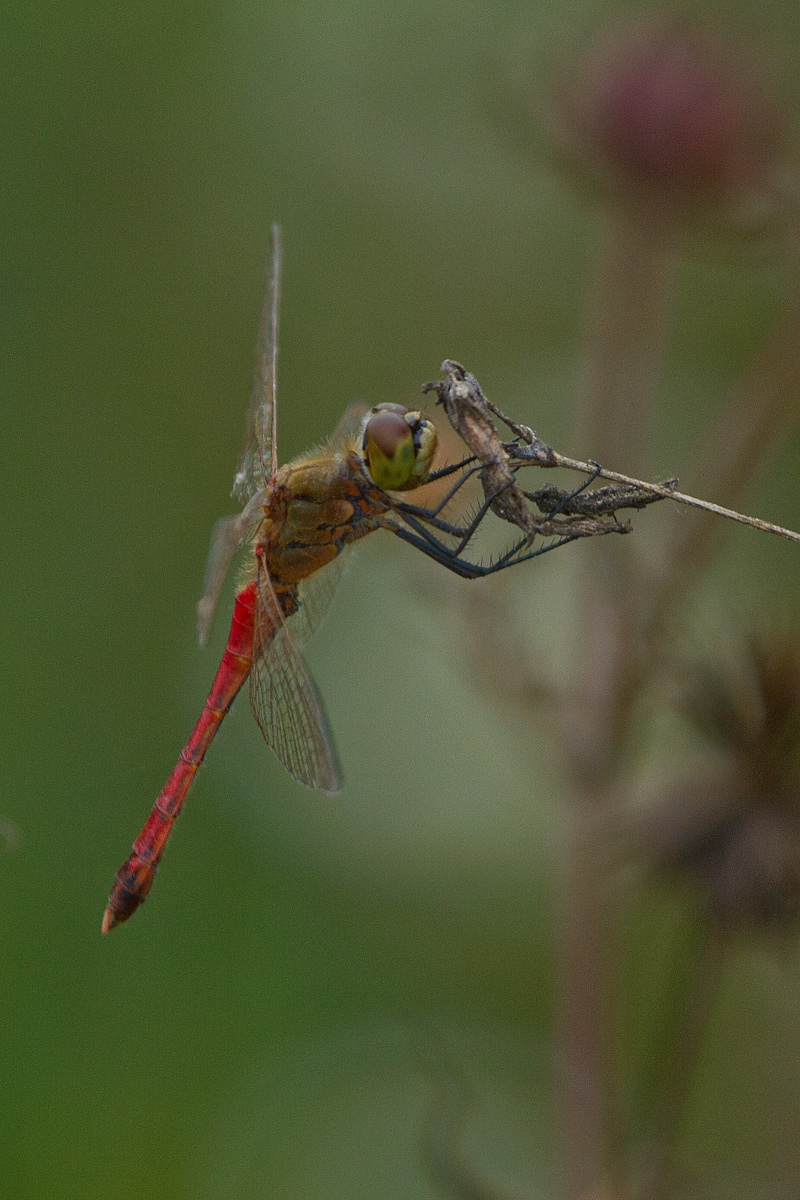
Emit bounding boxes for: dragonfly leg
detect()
[549,460,602,515]
[391,508,469,539]
[423,455,477,485]
[396,461,609,565]
[396,467,523,553]
[393,461,484,531]
[395,479,510,559]
[392,524,580,579]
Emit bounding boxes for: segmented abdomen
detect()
[101,581,259,932]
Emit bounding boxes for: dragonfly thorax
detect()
[362,403,437,492]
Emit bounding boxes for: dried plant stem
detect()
[515,453,800,546]
[674,304,800,528]
[643,301,800,638]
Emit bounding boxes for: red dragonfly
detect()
[102,228,560,932]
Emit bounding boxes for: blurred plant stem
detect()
[556,794,627,1200]
[637,914,726,1200]
[415,1029,525,1200]
[570,199,678,758]
[574,204,677,473]
[555,198,679,1200]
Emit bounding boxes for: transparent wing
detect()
[250,555,343,794]
[196,490,268,646]
[289,546,353,649]
[329,401,367,445]
[232,225,281,504]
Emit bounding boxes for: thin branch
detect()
[509,446,800,546]
[427,363,800,547]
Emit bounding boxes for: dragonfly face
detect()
[361,403,437,492]
[261,403,439,589]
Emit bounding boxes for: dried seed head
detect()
[702,807,800,927]
[424,361,538,540]
[640,626,800,929]
[548,18,787,231]
[677,627,800,789]
[643,771,800,928]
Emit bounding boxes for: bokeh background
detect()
[5,2,800,1198]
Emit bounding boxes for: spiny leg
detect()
[392,524,580,579]
[392,462,484,538]
[425,456,477,485]
[392,464,597,574]
[396,461,607,563]
[396,476,521,559]
[404,460,606,551]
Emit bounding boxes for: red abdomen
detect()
[101,581,258,932]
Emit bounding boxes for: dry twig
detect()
[426,361,800,547]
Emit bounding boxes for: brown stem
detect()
[556,206,678,1200]
[639,916,726,1200]
[573,205,678,472]
[556,796,626,1200]
[534,455,800,546]
[414,1030,526,1200]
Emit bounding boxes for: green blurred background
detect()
[5,2,800,1197]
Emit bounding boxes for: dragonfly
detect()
[102,227,577,932]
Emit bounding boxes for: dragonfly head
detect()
[362,403,437,491]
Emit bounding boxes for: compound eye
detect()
[364,410,416,489]
[372,402,409,416]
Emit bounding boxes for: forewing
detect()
[232,226,281,504]
[250,559,343,794]
[196,490,268,646]
[286,545,352,650]
[329,401,367,445]
[197,514,242,646]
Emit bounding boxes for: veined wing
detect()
[288,547,352,650]
[196,490,267,646]
[201,227,282,641]
[329,400,367,445]
[250,552,343,794]
[202,401,367,648]
[232,225,281,505]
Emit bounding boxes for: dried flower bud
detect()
[548,19,786,229]
[424,361,538,540]
[639,627,800,929]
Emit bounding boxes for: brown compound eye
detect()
[363,410,416,489]
[371,402,410,416]
[366,410,410,456]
